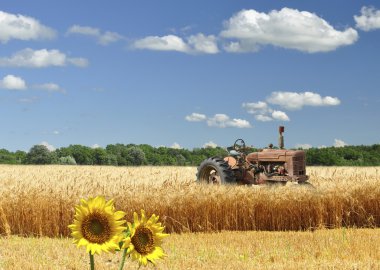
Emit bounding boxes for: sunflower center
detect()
[131,226,155,254]
[81,212,112,244]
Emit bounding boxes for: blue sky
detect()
[1,1,379,152]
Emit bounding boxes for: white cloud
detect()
[0,10,56,43]
[98,31,123,45]
[67,58,89,67]
[170,142,182,149]
[207,114,252,128]
[185,113,207,122]
[0,76,66,93]
[0,75,27,90]
[0,48,89,68]
[242,101,289,121]
[255,114,273,122]
[134,35,189,52]
[271,110,290,121]
[34,83,65,93]
[133,33,219,54]
[334,139,348,148]
[207,114,229,127]
[243,101,271,114]
[187,33,219,54]
[91,144,101,149]
[354,6,380,31]
[318,145,327,149]
[40,141,55,151]
[187,112,251,128]
[229,118,252,128]
[267,91,341,110]
[203,141,218,148]
[67,25,123,45]
[295,143,312,149]
[53,130,60,135]
[220,8,358,53]
[67,25,100,36]
[223,41,257,53]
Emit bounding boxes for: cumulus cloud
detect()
[243,101,289,121]
[207,114,252,128]
[0,10,56,43]
[255,114,273,122]
[67,25,124,45]
[295,143,313,149]
[354,6,380,31]
[267,91,341,110]
[0,48,89,68]
[133,33,219,54]
[203,141,218,148]
[34,83,65,93]
[0,75,27,90]
[186,112,251,128]
[220,8,358,53]
[243,101,271,114]
[185,113,207,122]
[1,75,64,94]
[40,141,55,151]
[271,110,290,121]
[334,139,348,148]
[134,35,189,52]
[187,33,219,54]
[170,142,182,149]
[91,144,101,149]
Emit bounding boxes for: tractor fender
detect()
[224,156,237,168]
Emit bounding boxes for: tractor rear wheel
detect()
[197,157,236,184]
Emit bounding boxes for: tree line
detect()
[0,143,379,166]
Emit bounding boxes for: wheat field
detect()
[0,165,379,269]
[1,229,379,269]
[0,165,379,236]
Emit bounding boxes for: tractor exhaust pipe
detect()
[278,126,285,149]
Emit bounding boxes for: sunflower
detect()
[68,196,126,255]
[122,210,169,266]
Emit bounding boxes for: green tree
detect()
[125,146,146,165]
[64,145,94,165]
[58,156,77,165]
[25,145,57,164]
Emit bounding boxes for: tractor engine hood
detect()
[246,149,306,163]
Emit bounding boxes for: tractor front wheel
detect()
[197,157,236,184]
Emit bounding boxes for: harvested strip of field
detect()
[0,229,379,269]
[0,165,379,236]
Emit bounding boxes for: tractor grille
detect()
[293,155,305,175]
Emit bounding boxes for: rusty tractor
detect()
[197,126,310,185]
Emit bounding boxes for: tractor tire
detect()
[197,157,236,184]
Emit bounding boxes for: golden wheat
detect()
[0,165,379,236]
[1,229,379,269]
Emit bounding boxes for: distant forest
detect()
[0,143,380,166]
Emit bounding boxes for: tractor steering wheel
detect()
[233,139,246,152]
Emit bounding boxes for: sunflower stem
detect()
[89,252,95,270]
[118,248,128,270]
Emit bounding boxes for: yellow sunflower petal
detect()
[114,210,125,220]
[126,210,169,267]
[127,243,135,254]
[141,256,148,266]
[141,209,147,223]
[68,197,126,255]
[121,237,131,249]
[133,212,139,225]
